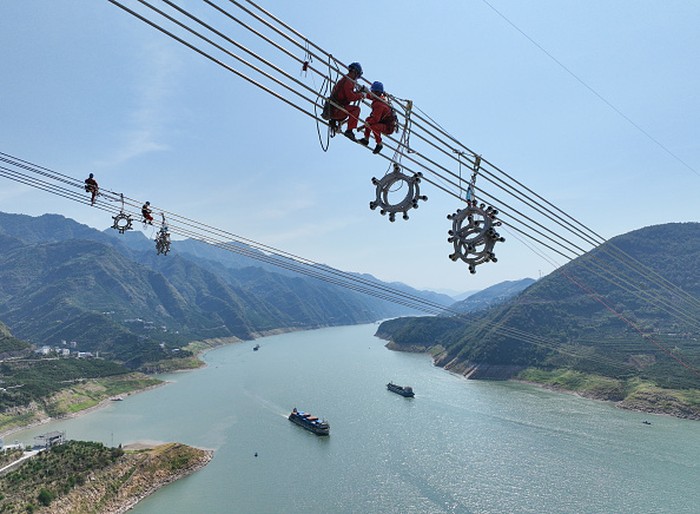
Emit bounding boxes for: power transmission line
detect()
[478,0,699,178]
[103,0,700,321]
[2,149,699,375]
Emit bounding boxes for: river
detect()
[9,324,700,513]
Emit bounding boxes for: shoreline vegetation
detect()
[516,368,700,421]
[4,328,698,442]
[0,332,295,513]
[385,341,700,421]
[0,329,298,439]
[0,374,164,439]
[0,329,297,514]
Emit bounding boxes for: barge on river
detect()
[288,408,330,436]
[387,382,415,397]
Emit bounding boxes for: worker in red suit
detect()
[358,81,394,154]
[327,62,366,141]
[84,173,99,206]
[141,201,154,225]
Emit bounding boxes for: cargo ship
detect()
[387,382,415,397]
[288,408,330,435]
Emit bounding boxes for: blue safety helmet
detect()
[371,81,384,94]
[348,62,363,76]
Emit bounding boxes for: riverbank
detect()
[516,368,700,420]
[0,376,165,439]
[155,328,304,372]
[3,323,697,513]
[385,341,700,420]
[0,441,212,513]
[0,329,299,439]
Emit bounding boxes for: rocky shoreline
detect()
[39,443,213,514]
[103,444,214,514]
[515,379,700,420]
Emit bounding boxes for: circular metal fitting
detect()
[369,165,427,222]
[111,212,133,234]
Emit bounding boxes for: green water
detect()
[10,324,700,513]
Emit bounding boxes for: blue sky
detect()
[1,1,698,294]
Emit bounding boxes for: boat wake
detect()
[243,389,288,418]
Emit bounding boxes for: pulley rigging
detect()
[447,202,504,274]
[447,156,505,274]
[104,0,613,271]
[155,213,171,256]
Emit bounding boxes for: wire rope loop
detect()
[447,202,505,274]
[369,165,427,222]
[314,56,336,152]
[111,212,133,234]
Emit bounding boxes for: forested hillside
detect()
[0,320,31,357]
[0,441,211,513]
[378,223,700,392]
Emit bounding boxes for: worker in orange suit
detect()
[358,81,393,154]
[326,62,366,141]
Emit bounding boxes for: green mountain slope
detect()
[378,223,700,391]
[0,320,31,357]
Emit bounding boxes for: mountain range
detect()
[0,212,454,368]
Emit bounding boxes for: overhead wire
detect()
[107,0,594,264]
[202,0,700,317]
[220,0,652,276]
[229,0,670,293]
[232,0,700,312]
[224,0,605,251]
[478,0,700,178]
[189,0,599,251]
[0,152,454,316]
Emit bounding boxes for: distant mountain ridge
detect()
[0,212,452,368]
[448,278,535,313]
